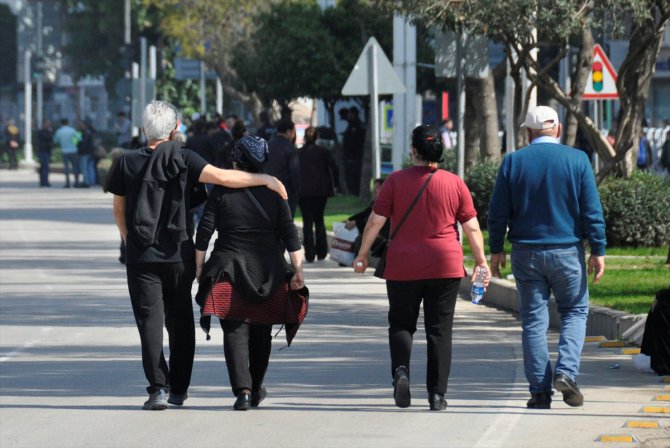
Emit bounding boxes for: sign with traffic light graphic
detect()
[583,44,618,100]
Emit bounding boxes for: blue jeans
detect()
[79,155,95,185]
[62,153,79,186]
[511,243,589,394]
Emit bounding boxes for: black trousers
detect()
[298,196,328,262]
[386,278,461,395]
[126,261,196,394]
[220,320,272,395]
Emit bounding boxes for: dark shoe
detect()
[553,373,584,407]
[233,392,251,411]
[143,390,168,410]
[63,184,70,188]
[526,391,552,409]
[393,366,411,408]
[428,393,447,411]
[168,392,188,406]
[251,386,267,407]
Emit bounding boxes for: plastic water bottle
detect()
[471,266,488,304]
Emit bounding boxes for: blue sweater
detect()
[487,142,606,256]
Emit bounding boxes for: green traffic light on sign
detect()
[592,61,603,92]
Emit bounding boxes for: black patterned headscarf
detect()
[232,135,269,172]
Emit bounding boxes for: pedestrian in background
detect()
[342,107,365,196]
[345,178,390,258]
[660,129,670,176]
[256,111,275,142]
[298,126,339,262]
[439,118,454,151]
[107,100,287,411]
[216,119,246,169]
[53,118,80,188]
[637,128,652,170]
[353,124,489,411]
[266,119,301,217]
[3,119,20,170]
[37,120,53,187]
[115,111,131,148]
[195,135,305,411]
[77,120,96,188]
[488,105,606,410]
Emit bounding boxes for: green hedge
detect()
[599,172,670,247]
[465,160,500,230]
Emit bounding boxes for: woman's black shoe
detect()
[428,393,447,411]
[233,393,251,411]
[251,386,267,407]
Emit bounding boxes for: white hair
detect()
[142,100,179,141]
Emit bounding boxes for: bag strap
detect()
[245,189,272,225]
[388,171,435,244]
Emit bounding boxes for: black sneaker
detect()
[168,392,188,406]
[553,373,584,407]
[526,391,552,409]
[393,366,411,408]
[143,390,168,410]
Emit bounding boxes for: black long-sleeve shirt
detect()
[196,185,300,302]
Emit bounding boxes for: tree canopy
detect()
[385,0,670,179]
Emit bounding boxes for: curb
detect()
[459,271,647,345]
[312,225,647,345]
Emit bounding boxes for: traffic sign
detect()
[342,37,405,96]
[583,44,618,100]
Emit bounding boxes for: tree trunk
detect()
[666,243,670,265]
[480,69,501,161]
[564,28,594,147]
[600,9,669,182]
[465,78,480,170]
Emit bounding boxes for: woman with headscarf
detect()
[353,125,490,411]
[195,136,306,411]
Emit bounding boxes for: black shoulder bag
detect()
[374,171,435,279]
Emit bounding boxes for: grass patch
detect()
[589,260,669,314]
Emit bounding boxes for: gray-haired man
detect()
[108,101,286,410]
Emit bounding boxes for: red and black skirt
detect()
[200,277,308,346]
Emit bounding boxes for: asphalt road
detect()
[1,169,668,448]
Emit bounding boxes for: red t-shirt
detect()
[373,166,477,281]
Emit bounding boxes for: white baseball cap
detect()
[521,106,560,130]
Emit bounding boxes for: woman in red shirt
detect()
[353,125,490,411]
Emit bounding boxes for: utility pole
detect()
[140,37,147,114]
[36,0,43,127]
[455,33,465,180]
[23,50,34,166]
[368,43,380,180]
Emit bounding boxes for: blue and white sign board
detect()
[175,58,218,81]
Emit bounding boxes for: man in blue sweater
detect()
[488,105,606,410]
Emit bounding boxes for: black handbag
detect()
[374,171,435,279]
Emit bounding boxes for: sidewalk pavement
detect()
[1,169,668,448]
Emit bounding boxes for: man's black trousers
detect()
[126,261,196,394]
